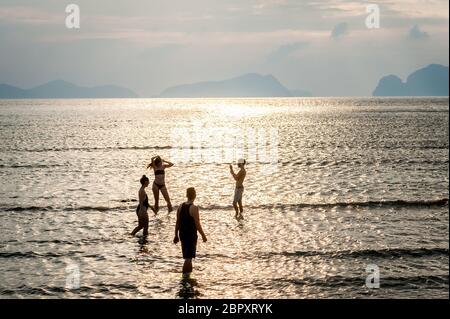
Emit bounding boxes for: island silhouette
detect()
[159,73,311,98]
[1,64,447,99]
[0,80,138,99]
[373,64,449,96]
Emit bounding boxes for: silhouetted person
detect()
[174,187,207,276]
[230,159,247,219]
[147,156,174,213]
[131,175,150,237]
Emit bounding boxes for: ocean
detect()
[0,97,448,298]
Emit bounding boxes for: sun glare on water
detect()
[202,99,281,118]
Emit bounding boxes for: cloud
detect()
[0,6,60,25]
[383,0,449,20]
[267,42,309,63]
[36,29,326,47]
[0,0,448,97]
[331,22,349,38]
[409,25,429,39]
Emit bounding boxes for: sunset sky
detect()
[0,0,448,96]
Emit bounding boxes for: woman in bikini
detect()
[147,156,174,213]
[131,175,150,237]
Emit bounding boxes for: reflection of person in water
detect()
[131,175,150,237]
[174,187,207,276]
[177,276,200,299]
[230,158,247,220]
[147,156,174,214]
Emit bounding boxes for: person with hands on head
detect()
[147,155,174,214]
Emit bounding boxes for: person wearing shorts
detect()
[230,158,247,220]
[174,187,207,276]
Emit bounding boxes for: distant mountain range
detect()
[1,65,447,99]
[159,73,312,98]
[0,80,138,99]
[373,64,449,96]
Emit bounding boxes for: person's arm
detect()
[191,206,207,242]
[163,159,174,168]
[229,165,237,180]
[138,190,146,215]
[173,206,181,244]
[147,156,157,169]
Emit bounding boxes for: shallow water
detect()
[0,97,448,298]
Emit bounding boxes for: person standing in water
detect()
[131,175,150,237]
[147,156,174,214]
[174,187,207,276]
[230,158,247,219]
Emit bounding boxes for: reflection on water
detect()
[138,237,149,253]
[178,277,200,299]
[0,98,448,298]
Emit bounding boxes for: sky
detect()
[0,0,448,96]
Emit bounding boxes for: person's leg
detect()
[160,187,173,212]
[131,215,144,236]
[233,201,239,217]
[238,199,244,219]
[131,225,142,236]
[152,183,160,213]
[183,258,193,274]
[142,214,149,237]
[233,188,239,217]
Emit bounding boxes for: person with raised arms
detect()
[147,155,174,214]
[230,158,247,220]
